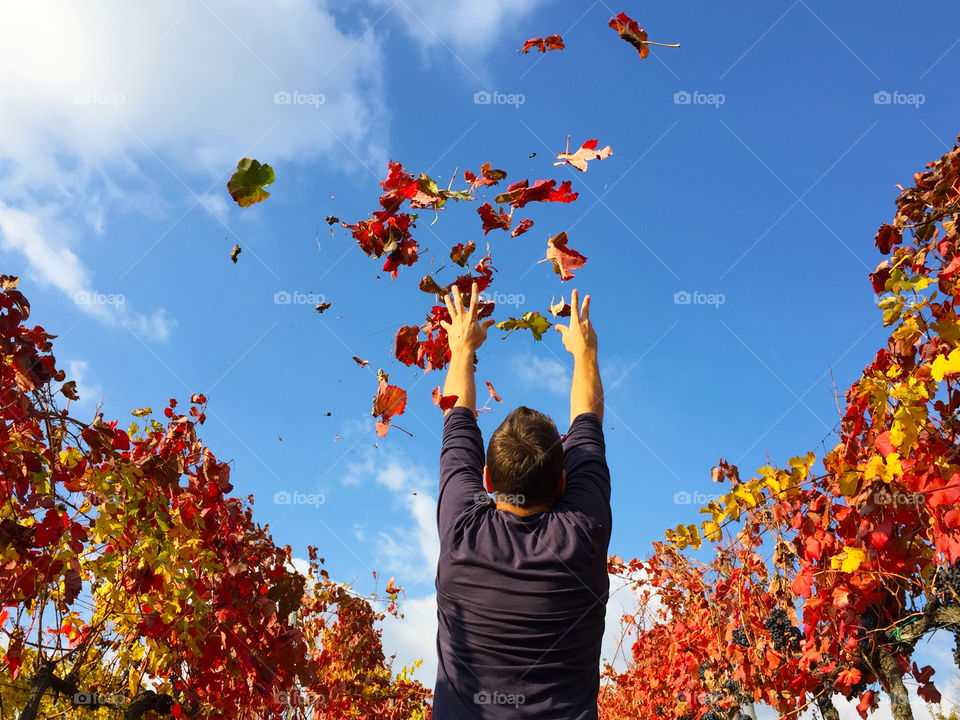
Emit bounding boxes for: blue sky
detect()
[1,0,958,707]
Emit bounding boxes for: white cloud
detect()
[0,0,389,339]
[512,353,571,396]
[372,0,546,56]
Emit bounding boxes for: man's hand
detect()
[555,289,603,425]
[555,289,597,359]
[439,282,495,415]
[440,283,496,357]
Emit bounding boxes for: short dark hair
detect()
[486,406,563,508]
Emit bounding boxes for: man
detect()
[434,283,610,719]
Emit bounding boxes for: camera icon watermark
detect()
[474,690,525,708]
[873,90,925,108]
[674,90,725,108]
[273,90,325,108]
[74,291,126,306]
[273,490,325,508]
[273,290,326,305]
[474,90,525,108]
[673,290,725,308]
[73,692,126,707]
[74,91,126,107]
[475,490,526,506]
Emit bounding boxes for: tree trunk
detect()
[816,691,840,720]
[876,645,913,720]
[124,690,175,720]
[19,661,55,720]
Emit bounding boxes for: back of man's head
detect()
[486,406,563,508]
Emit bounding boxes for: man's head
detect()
[484,406,565,510]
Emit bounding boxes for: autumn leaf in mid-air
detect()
[511,219,534,238]
[554,138,613,172]
[546,232,587,281]
[548,296,572,317]
[485,381,502,403]
[478,202,512,234]
[229,244,241,263]
[432,386,458,411]
[495,179,578,209]
[227,158,275,207]
[609,12,679,59]
[520,34,565,54]
[352,356,369,368]
[372,369,407,437]
[498,312,553,341]
[450,241,476,266]
[464,163,507,194]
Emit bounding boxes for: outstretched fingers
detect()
[580,293,591,321]
[570,288,580,324]
[468,281,478,322]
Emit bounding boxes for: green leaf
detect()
[227,158,275,207]
[497,311,553,341]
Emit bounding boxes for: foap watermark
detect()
[474,690,525,708]
[74,291,125,306]
[273,90,325,108]
[475,490,525,506]
[274,290,326,305]
[674,490,722,505]
[74,91,126,107]
[673,290,725,308]
[274,689,327,710]
[474,90,525,108]
[479,290,525,308]
[73,692,126,708]
[873,490,922,506]
[874,90,925,108]
[674,90,725,108]
[273,490,325,508]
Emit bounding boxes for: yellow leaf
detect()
[702,520,722,542]
[931,348,960,381]
[838,471,860,497]
[831,546,867,573]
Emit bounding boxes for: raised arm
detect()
[555,289,603,425]
[439,282,496,415]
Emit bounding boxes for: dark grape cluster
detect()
[724,680,742,700]
[764,609,802,651]
[857,608,879,652]
[701,712,720,720]
[697,663,709,681]
[736,714,752,720]
[731,626,751,647]
[934,562,960,604]
[953,630,960,669]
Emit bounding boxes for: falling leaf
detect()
[335,434,340,442]
[395,325,421,367]
[419,275,444,295]
[314,302,331,313]
[372,369,407,437]
[450,241,477,266]
[1,275,19,290]
[478,202,512,234]
[498,312,553,341]
[520,34,565,54]
[61,380,79,401]
[511,218,534,238]
[546,232,587,281]
[608,12,678,59]
[278,436,283,442]
[548,296,571,317]
[495,179,578,209]
[485,381,502,403]
[227,158,275,207]
[554,138,613,172]
[325,215,339,225]
[352,356,369,368]
[432,386,458,411]
[385,577,403,595]
[528,152,536,158]
[229,244,242,263]
[464,163,507,194]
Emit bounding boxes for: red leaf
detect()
[432,386,457,411]
[856,690,875,718]
[546,232,587,281]
[464,163,507,193]
[520,34,565,54]
[372,370,407,437]
[511,218,534,237]
[450,241,477,266]
[554,138,613,172]
[478,202,511,234]
[495,179,578,209]
[609,12,649,58]
[485,381,502,403]
[875,223,902,254]
[395,325,421,367]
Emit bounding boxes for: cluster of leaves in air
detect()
[0,277,430,720]
[601,136,960,720]
[347,150,610,434]
[520,11,679,58]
